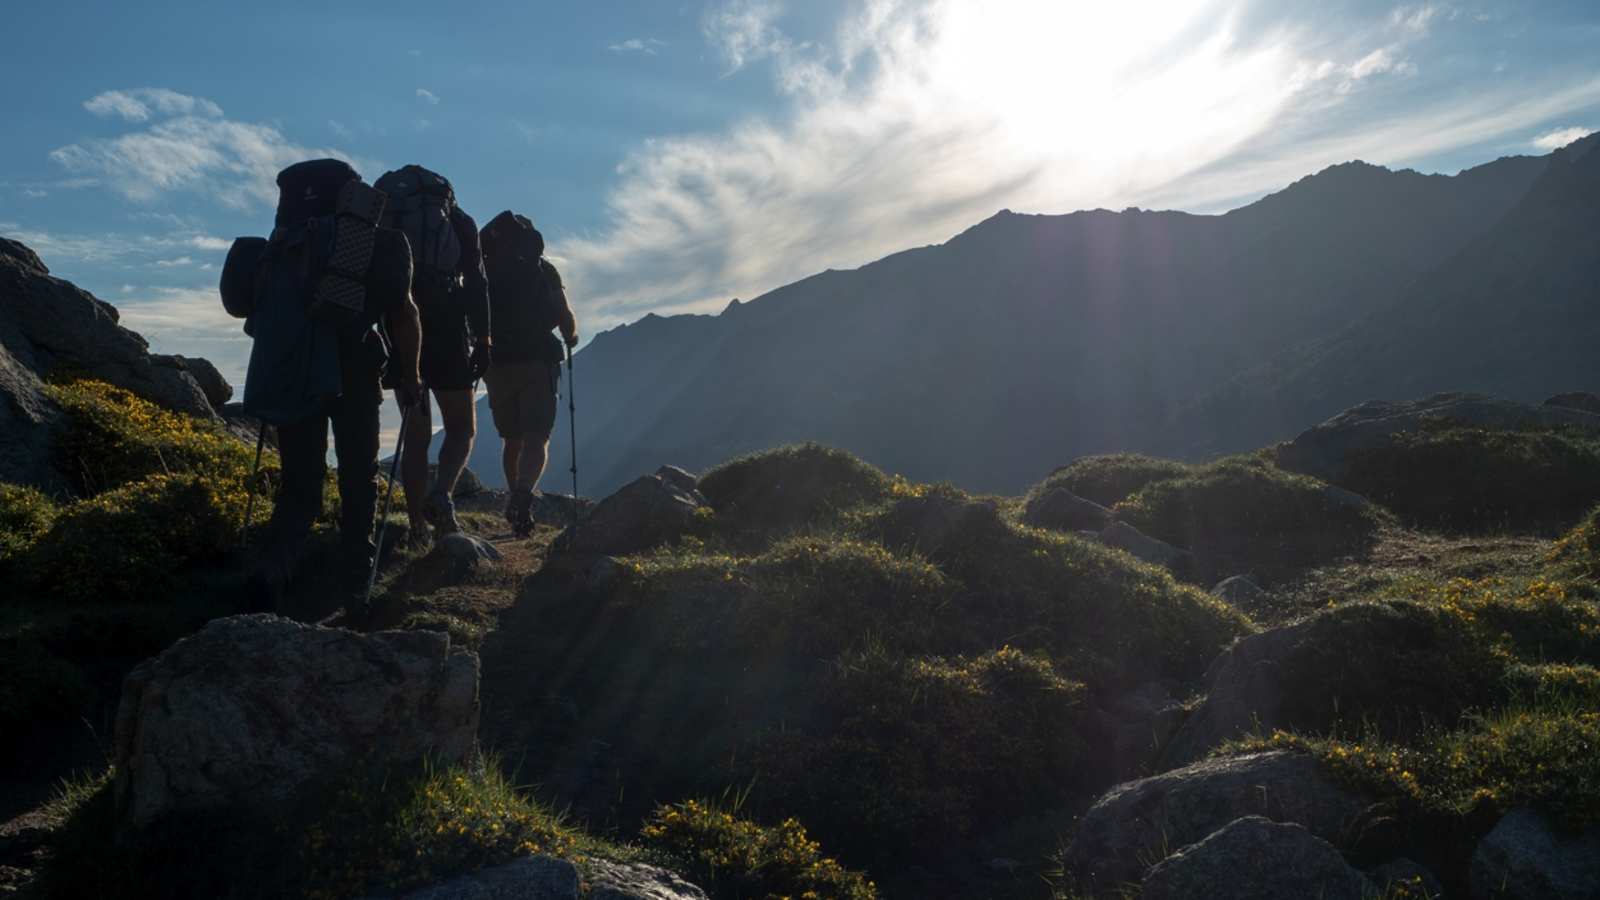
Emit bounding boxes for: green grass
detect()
[1339,423,1600,535]
[641,799,877,900]
[696,443,898,533]
[1112,455,1388,584]
[1031,454,1194,508]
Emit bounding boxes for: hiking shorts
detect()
[485,360,560,441]
[419,312,473,391]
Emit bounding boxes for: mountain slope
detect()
[453,144,1567,495]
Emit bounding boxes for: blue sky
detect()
[3,0,1598,451]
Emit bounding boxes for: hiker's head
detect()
[275,159,361,227]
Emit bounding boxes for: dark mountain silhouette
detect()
[1182,131,1600,454]
[445,138,1586,495]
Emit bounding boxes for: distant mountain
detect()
[446,137,1587,496]
[1181,131,1600,454]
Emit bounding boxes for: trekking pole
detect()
[240,424,267,548]
[366,405,412,605]
[565,341,579,548]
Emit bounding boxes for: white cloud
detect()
[189,235,233,251]
[609,38,665,55]
[22,188,47,198]
[1531,125,1592,151]
[84,88,222,122]
[52,90,360,209]
[703,0,788,73]
[558,0,1600,331]
[1388,4,1443,35]
[416,88,440,105]
[155,256,194,267]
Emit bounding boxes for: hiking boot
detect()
[505,487,535,538]
[423,490,462,536]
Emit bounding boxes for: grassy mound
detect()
[1113,456,1387,583]
[1339,423,1600,534]
[1033,454,1194,507]
[697,443,897,531]
[1549,504,1600,580]
[642,799,877,900]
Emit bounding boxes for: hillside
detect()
[447,142,1578,496]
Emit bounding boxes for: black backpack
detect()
[374,165,462,300]
[481,211,562,361]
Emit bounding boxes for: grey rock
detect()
[876,494,1007,560]
[1211,575,1266,606]
[1278,392,1600,483]
[1323,485,1374,511]
[586,858,711,900]
[1543,392,1600,415]
[1162,601,1492,767]
[1099,520,1193,573]
[1470,808,1600,899]
[152,353,233,408]
[434,533,503,578]
[652,464,700,497]
[557,465,707,555]
[113,614,479,825]
[1063,751,1373,890]
[1370,858,1442,898]
[1141,816,1375,900]
[1022,487,1112,533]
[1098,682,1188,780]
[394,855,578,900]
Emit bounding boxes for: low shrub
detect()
[0,631,92,741]
[1549,505,1600,581]
[756,646,1090,859]
[26,474,250,602]
[1114,456,1386,583]
[1505,663,1600,706]
[641,799,877,900]
[1340,423,1600,534]
[697,444,894,531]
[1032,454,1194,507]
[0,482,57,571]
[47,379,257,497]
[1397,575,1600,667]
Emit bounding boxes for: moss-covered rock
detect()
[697,443,895,532]
[1032,454,1194,508]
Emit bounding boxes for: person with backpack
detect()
[373,165,491,542]
[222,158,423,617]
[478,211,579,536]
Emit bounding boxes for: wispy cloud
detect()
[84,88,222,122]
[558,0,1600,332]
[609,37,665,55]
[154,256,194,268]
[416,88,440,105]
[0,222,238,267]
[1531,125,1593,151]
[22,189,47,198]
[52,88,360,209]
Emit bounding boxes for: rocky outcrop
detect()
[1063,751,1374,890]
[1277,392,1600,483]
[1098,520,1193,574]
[113,615,479,825]
[1161,601,1497,766]
[392,856,708,900]
[0,237,230,491]
[1470,808,1600,899]
[1140,816,1374,900]
[557,465,706,555]
[151,353,232,409]
[1022,488,1112,533]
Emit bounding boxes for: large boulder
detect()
[1022,487,1112,533]
[1277,392,1600,483]
[152,353,233,408]
[0,237,217,418]
[113,615,479,825]
[1098,520,1193,574]
[1470,808,1600,899]
[1140,816,1375,900]
[392,856,708,900]
[1062,751,1374,890]
[1161,601,1499,766]
[557,465,706,555]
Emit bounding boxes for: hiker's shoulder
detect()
[540,258,563,285]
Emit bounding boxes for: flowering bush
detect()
[641,799,877,900]
[0,482,57,569]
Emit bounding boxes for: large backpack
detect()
[374,165,462,301]
[481,210,562,361]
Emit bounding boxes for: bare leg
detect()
[401,391,433,524]
[432,388,476,497]
[502,438,523,490]
[517,437,551,493]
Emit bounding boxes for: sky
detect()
[3,0,1598,453]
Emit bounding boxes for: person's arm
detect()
[387,293,423,406]
[548,262,579,347]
